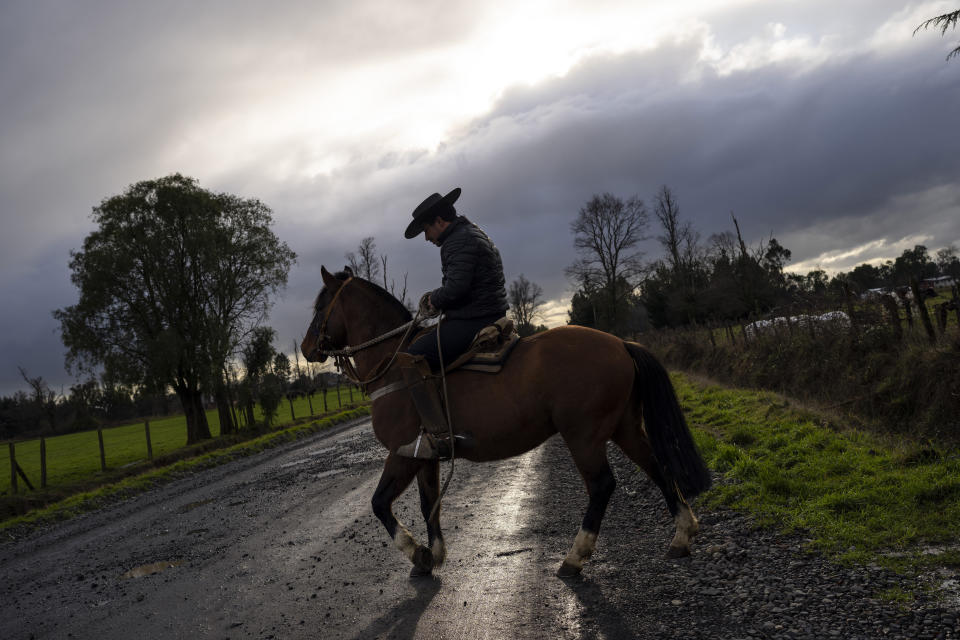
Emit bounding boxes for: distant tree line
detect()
[564,186,960,333]
[1,340,355,441]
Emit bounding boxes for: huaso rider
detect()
[395,187,509,460]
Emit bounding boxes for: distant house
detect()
[922,276,957,290]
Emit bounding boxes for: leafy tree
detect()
[568,276,648,335]
[936,246,960,279]
[508,274,545,337]
[55,174,295,444]
[241,326,278,427]
[566,193,649,334]
[915,9,960,60]
[258,353,291,429]
[892,245,937,285]
[847,263,885,293]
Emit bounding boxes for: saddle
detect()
[445,317,520,374]
[391,317,519,460]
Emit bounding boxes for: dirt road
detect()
[1,417,956,640]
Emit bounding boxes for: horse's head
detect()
[301,265,354,363]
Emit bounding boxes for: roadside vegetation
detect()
[675,372,960,593]
[1,387,363,496]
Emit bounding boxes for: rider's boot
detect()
[395,357,452,460]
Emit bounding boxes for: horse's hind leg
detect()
[557,444,617,578]
[613,422,700,558]
[371,454,434,576]
[416,461,446,571]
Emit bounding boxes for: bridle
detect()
[310,275,456,517]
[307,277,420,386]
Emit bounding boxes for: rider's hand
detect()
[418,292,439,317]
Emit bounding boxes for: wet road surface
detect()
[3,417,956,639]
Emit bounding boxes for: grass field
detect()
[1,387,364,495]
[0,405,371,532]
[676,372,960,578]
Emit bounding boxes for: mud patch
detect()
[120,560,183,579]
[177,498,214,513]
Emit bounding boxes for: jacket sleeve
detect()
[430,232,478,310]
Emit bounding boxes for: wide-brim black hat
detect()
[404,187,461,239]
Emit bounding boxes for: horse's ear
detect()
[321,266,338,288]
[343,265,354,277]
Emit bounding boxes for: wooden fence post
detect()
[9,442,17,495]
[911,278,936,343]
[900,292,914,328]
[842,283,860,339]
[97,429,107,472]
[307,391,314,416]
[880,295,902,341]
[953,285,960,328]
[40,437,47,488]
[936,303,948,333]
[145,420,153,460]
[288,395,296,421]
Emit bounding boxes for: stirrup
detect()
[396,432,452,460]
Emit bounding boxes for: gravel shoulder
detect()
[0,417,957,640]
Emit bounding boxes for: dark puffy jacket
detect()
[429,216,508,320]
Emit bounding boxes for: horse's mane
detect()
[314,270,413,322]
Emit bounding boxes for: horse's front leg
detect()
[417,460,446,573]
[371,453,433,576]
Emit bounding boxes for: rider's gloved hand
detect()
[418,292,439,318]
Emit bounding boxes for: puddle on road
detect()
[120,560,183,579]
[177,498,214,514]
[315,468,348,479]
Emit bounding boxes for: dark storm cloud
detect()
[292,29,959,324]
[2,0,959,396]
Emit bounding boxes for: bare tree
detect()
[345,237,410,309]
[566,193,649,329]
[653,185,699,277]
[345,236,381,281]
[18,366,57,431]
[380,253,410,309]
[915,9,960,60]
[508,274,545,336]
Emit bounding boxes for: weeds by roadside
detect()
[675,372,960,588]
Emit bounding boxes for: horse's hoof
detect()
[555,561,582,579]
[411,545,433,576]
[666,545,691,559]
[409,564,433,578]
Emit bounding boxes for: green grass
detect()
[675,372,960,575]
[0,405,371,534]
[1,388,363,495]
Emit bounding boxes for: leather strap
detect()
[368,380,406,401]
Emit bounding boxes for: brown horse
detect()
[301,267,711,578]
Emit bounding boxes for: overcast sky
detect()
[1,0,958,397]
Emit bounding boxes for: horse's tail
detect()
[624,341,712,500]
